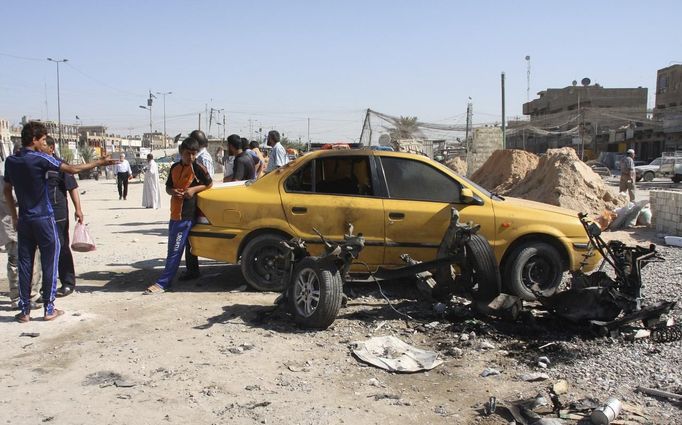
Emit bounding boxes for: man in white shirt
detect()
[115,153,132,200]
[265,130,289,173]
[191,130,214,177]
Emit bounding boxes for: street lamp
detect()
[139,105,152,148]
[47,57,68,147]
[156,91,172,148]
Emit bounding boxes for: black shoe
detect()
[58,284,75,297]
[178,271,200,281]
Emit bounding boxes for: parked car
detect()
[659,153,682,183]
[189,149,601,301]
[635,157,662,182]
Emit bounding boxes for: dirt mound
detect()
[471,149,539,193]
[445,157,467,175]
[507,147,626,215]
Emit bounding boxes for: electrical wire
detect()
[356,261,419,323]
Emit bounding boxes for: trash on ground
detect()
[590,397,621,425]
[19,332,40,338]
[350,335,443,372]
[480,368,501,377]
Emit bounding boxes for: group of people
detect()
[3,122,293,320]
[3,121,115,322]
[143,129,290,294]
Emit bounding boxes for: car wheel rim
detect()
[293,268,320,318]
[521,255,557,291]
[253,246,284,282]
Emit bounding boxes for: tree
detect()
[388,116,421,141]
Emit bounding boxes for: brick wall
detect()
[650,190,682,236]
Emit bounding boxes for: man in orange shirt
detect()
[144,137,212,294]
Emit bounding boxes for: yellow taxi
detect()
[189,149,599,300]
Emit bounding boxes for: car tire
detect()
[287,257,343,329]
[635,176,642,182]
[504,241,564,301]
[240,233,289,291]
[643,171,654,182]
[433,234,501,303]
[673,175,682,184]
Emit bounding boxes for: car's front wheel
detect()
[504,241,564,301]
[240,233,288,291]
[643,171,655,182]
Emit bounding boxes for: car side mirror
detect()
[460,188,474,203]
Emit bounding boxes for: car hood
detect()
[635,165,658,171]
[498,196,581,218]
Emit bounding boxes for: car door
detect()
[378,155,496,266]
[280,153,385,267]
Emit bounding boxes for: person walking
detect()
[1,143,43,309]
[115,153,132,200]
[4,121,114,322]
[265,130,289,173]
[144,137,212,294]
[142,153,161,209]
[619,149,636,202]
[43,136,81,297]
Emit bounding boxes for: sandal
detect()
[143,284,166,295]
[15,312,30,323]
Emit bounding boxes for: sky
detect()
[1,0,680,142]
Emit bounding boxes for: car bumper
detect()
[188,224,245,263]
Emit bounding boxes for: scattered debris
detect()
[552,380,569,395]
[19,332,40,338]
[480,368,501,378]
[484,396,496,416]
[351,336,443,372]
[229,285,248,293]
[372,393,400,401]
[519,372,550,382]
[636,386,682,402]
[590,397,621,425]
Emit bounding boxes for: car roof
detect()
[304,148,427,161]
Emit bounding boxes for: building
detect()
[509,82,649,159]
[142,132,167,149]
[654,64,682,152]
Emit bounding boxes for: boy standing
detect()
[4,122,114,322]
[145,137,212,294]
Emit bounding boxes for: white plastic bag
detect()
[71,222,96,252]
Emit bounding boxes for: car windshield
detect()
[651,158,661,166]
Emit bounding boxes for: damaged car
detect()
[189,149,601,300]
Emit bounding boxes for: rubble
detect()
[445,156,468,175]
[507,148,626,216]
[470,149,539,193]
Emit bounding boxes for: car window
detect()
[284,156,374,196]
[651,158,661,166]
[381,157,460,203]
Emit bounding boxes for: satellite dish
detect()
[572,80,578,87]
[378,134,391,146]
[581,78,591,87]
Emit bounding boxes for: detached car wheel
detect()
[433,234,501,302]
[287,257,343,329]
[505,241,563,301]
[240,233,288,291]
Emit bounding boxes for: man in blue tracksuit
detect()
[3,121,114,322]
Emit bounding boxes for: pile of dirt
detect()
[445,157,467,175]
[507,147,626,215]
[470,149,539,193]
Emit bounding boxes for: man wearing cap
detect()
[619,149,636,201]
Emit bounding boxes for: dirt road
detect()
[0,178,530,425]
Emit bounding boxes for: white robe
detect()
[142,160,161,209]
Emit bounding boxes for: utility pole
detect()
[525,55,531,102]
[307,117,310,146]
[156,91,172,149]
[465,98,473,176]
[501,72,506,149]
[223,114,226,141]
[47,58,68,147]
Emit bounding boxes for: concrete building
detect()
[142,132,166,150]
[654,64,682,151]
[509,83,649,159]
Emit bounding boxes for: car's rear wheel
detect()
[643,171,654,182]
[287,257,343,329]
[504,241,564,301]
[240,233,288,291]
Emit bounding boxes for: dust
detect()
[470,149,539,193]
